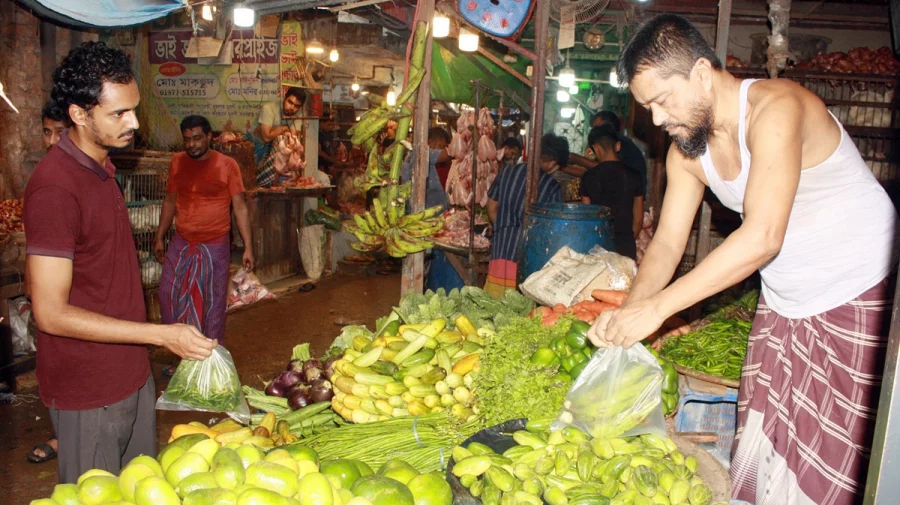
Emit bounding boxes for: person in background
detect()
[484,134,565,298]
[155,115,254,375]
[570,110,648,196]
[500,137,522,169]
[588,14,897,504]
[254,87,306,187]
[400,127,451,209]
[25,41,217,484]
[580,124,643,260]
[25,99,71,465]
[318,112,349,178]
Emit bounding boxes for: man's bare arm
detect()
[632,196,644,239]
[569,153,595,169]
[258,124,289,143]
[28,255,217,360]
[232,192,254,270]
[487,198,499,224]
[625,149,706,305]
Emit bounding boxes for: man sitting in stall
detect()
[484,134,565,298]
[155,115,254,375]
[579,124,643,260]
[253,87,306,188]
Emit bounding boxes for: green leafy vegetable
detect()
[473,315,573,428]
[162,347,244,414]
[394,287,535,331]
[291,343,312,361]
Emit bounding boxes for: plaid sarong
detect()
[159,233,232,344]
[257,146,277,188]
[483,259,518,299]
[730,276,894,505]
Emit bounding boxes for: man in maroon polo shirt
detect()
[24,41,218,483]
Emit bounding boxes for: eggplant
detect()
[288,389,311,410]
[324,355,341,379]
[287,359,304,373]
[287,383,310,398]
[303,359,324,374]
[304,366,324,384]
[308,379,334,403]
[265,380,286,398]
[277,370,303,388]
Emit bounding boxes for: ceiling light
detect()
[351,78,360,92]
[201,5,213,21]
[561,107,576,118]
[609,69,619,88]
[569,85,579,95]
[386,90,397,106]
[519,128,526,136]
[459,28,479,52]
[556,90,569,102]
[306,39,325,55]
[558,63,576,88]
[361,91,369,95]
[434,14,450,38]
[233,4,254,27]
[329,48,339,62]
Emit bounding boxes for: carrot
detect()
[591,289,628,307]
[542,313,560,327]
[579,301,607,314]
[552,304,567,314]
[540,306,552,317]
[575,312,594,323]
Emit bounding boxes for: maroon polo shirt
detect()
[24,130,150,410]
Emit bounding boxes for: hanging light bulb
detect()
[569,85,579,95]
[459,28,479,52]
[351,78,360,92]
[233,3,255,27]
[557,90,570,102]
[558,63,576,88]
[561,107,576,118]
[434,14,450,38]
[329,48,340,62]
[519,128,527,136]
[609,69,619,88]
[201,4,213,21]
[386,90,397,106]
[306,39,325,55]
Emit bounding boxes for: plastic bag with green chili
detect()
[156,346,251,423]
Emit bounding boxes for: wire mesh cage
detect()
[115,165,172,289]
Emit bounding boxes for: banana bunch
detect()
[348,202,444,257]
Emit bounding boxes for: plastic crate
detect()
[675,375,739,471]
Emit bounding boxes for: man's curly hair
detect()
[51,41,135,114]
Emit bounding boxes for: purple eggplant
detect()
[304,366,324,384]
[288,389,311,410]
[287,359,304,373]
[308,379,334,403]
[324,355,341,379]
[276,370,303,388]
[265,380,286,398]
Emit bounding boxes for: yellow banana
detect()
[353,215,372,234]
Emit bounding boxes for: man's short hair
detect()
[428,127,451,145]
[52,41,134,114]
[180,115,212,134]
[42,100,71,126]
[591,110,621,131]
[285,86,307,105]
[501,137,522,151]
[541,133,570,166]
[617,14,722,86]
[588,124,619,152]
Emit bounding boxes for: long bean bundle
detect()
[300,413,479,473]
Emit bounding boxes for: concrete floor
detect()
[0,271,400,505]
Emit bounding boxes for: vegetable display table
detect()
[433,242,490,287]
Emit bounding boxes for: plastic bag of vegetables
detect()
[156,346,251,423]
[553,343,665,439]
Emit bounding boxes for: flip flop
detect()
[299,283,316,292]
[27,442,57,463]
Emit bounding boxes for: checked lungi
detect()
[730,277,894,505]
[159,232,232,344]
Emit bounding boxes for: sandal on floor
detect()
[27,442,57,463]
[299,283,316,292]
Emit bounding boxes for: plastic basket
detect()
[674,376,739,471]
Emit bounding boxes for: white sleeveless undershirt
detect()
[699,79,898,318]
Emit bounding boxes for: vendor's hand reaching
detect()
[243,249,255,272]
[587,298,666,349]
[164,324,218,360]
[153,238,166,264]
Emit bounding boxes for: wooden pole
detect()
[524,0,551,208]
[400,0,435,296]
[476,46,532,87]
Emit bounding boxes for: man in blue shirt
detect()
[400,127,451,210]
[484,134,565,297]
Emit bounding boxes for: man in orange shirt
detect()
[155,116,253,367]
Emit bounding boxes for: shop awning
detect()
[430,42,531,109]
[18,0,183,28]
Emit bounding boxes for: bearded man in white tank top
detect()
[586,14,898,505]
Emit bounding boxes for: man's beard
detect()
[89,118,135,152]
[187,147,209,159]
[668,100,713,159]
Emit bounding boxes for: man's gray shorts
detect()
[49,374,157,483]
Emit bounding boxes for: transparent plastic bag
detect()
[553,344,666,438]
[226,268,275,312]
[156,346,251,423]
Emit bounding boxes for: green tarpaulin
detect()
[429,43,531,107]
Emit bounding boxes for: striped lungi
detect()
[158,233,232,344]
[730,277,894,505]
[483,259,518,300]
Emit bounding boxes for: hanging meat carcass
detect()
[446,108,500,207]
